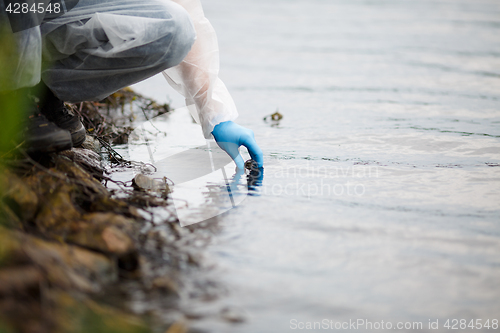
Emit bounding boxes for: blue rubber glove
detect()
[212,121,263,170]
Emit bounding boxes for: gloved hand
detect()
[212,121,263,170]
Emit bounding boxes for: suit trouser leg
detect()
[40,0,195,102]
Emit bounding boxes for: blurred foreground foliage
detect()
[0,23,24,162]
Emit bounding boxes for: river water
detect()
[130,0,500,332]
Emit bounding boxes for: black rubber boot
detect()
[37,85,86,147]
[25,113,73,154]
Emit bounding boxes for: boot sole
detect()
[26,131,73,154]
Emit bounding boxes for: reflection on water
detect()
[128,107,263,227]
[131,0,500,331]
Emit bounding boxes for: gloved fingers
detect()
[240,132,264,168]
[233,166,246,180]
[216,140,245,170]
[212,121,263,169]
[233,153,245,170]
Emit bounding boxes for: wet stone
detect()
[220,306,247,323]
[80,135,101,154]
[132,174,169,195]
[52,155,108,196]
[244,159,258,171]
[59,147,105,176]
[151,276,179,295]
[263,110,283,122]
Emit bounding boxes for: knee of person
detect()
[156,1,196,68]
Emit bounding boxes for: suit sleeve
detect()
[162,0,238,139]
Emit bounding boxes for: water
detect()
[131,0,500,331]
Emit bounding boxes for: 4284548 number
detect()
[5,2,61,14]
[444,319,498,330]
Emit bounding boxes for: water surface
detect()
[132,0,500,331]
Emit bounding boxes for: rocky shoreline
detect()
[0,90,228,333]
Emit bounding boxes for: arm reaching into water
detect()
[163,0,263,169]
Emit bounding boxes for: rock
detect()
[152,276,179,295]
[244,159,258,171]
[80,135,101,154]
[25,236,118,292]
[26,155,108,201]
[51,153,107,187]
[34,183,81,232]
[101,225,134,254]
[0,228,117,294]
[263,110,283,122]
[83,211,133,228]
[0,170,39,222]
[65,213,135,255]
[0,266,42,295]
[132,174,169,195]
[17,158,136,255]
[59,148,105,176]
[220,306,246,323]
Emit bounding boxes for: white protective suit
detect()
[164,0,238,138]
[1,0,238,138]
